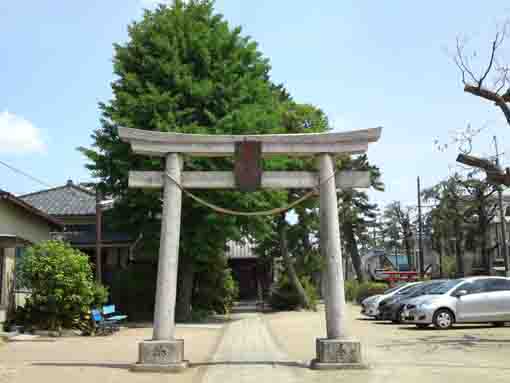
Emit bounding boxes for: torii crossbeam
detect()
[119,126,382,372]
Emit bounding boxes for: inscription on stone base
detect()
[131,339,188,373]
[311,338,366,370]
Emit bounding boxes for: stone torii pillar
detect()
[119,126,382,372]
[311,154,362,369]
[132,153,188,372]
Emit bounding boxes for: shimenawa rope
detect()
[160,168,341,217]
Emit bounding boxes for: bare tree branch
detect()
[478,30,503,87]
[455,22,510,128]
[455,36,479,85]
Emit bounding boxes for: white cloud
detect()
[0,110,46,154]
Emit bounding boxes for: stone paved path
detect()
[200,313,302,383]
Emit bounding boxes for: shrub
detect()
[269,275,318,311]
[441,256,457,278]
[193,267,239,316]
[18,241,108,331]
[344,280,388,303]
[355,282,388,303]
[344,280,358,302]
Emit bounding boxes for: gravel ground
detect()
[264,303,510,383]
[2,305,510,383]
[0,325,223,383]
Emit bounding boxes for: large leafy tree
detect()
[461,178,498,272]
[338,154,383,282]
[81,1,300,319]
[381,201,416,268]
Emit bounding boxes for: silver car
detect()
[361,282,420,318]
[402,277,510,329]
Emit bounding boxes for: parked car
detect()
[378,280,448,323]
[402,276,510,329]
[361,282,421,319]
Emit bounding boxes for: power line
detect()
[0,159,53,188]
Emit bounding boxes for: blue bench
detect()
[102,305,128,325]
[91,309,115,335]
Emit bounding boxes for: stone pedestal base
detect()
[310,338,367,370]
[130,339,188,373]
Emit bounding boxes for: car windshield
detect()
[426,280,459,295]
[395,283,420,295]
[383,283,406,294]
[397,283,424,295]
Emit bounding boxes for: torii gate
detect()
[119,126,382,372]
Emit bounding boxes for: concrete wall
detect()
[0,200,54,244]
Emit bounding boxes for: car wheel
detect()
[492,322,506,327]
[416,324,429,329]
[392,310,403,324]
[433,309,454,330]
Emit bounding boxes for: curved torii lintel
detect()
[118,126,382,157]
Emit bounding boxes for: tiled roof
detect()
[19,181,96,216]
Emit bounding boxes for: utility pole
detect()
[494,136,510,277]
[417,176,424,277]
[95,190,103,283]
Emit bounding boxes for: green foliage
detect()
[344,280,388,303]
[441,256,457,278]
[344,280,358,302]
[17,241,108,331]
[423,173,499,276]
[110,264,157,321]
[193,259,239,315]
[269,275,318,311]
[80,0,331,316]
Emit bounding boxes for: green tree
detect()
[381,202,415,268]
[80,1,321,319]
[19,241,108,331]
[423,174,466,277]
[460,178,498,273]
[338,154,383,282]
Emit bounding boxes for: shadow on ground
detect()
[398,324,505,331]
[190,360,309,369]
[31,362,132,369]
[31,360,310,370]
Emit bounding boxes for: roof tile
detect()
[19,184,96,216]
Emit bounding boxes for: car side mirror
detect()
[454,290,468,298]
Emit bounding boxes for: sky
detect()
[1,1,510,211]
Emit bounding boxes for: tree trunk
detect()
[343,221,365,282]
[403,234,412,270]
[278,218,312,310]
[175,255,194,322]
[454,220,464,277]
[438,236,444,278]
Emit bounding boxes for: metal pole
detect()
[417,177,424,277]
[95,191,102,283]
[494,136,509,277]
